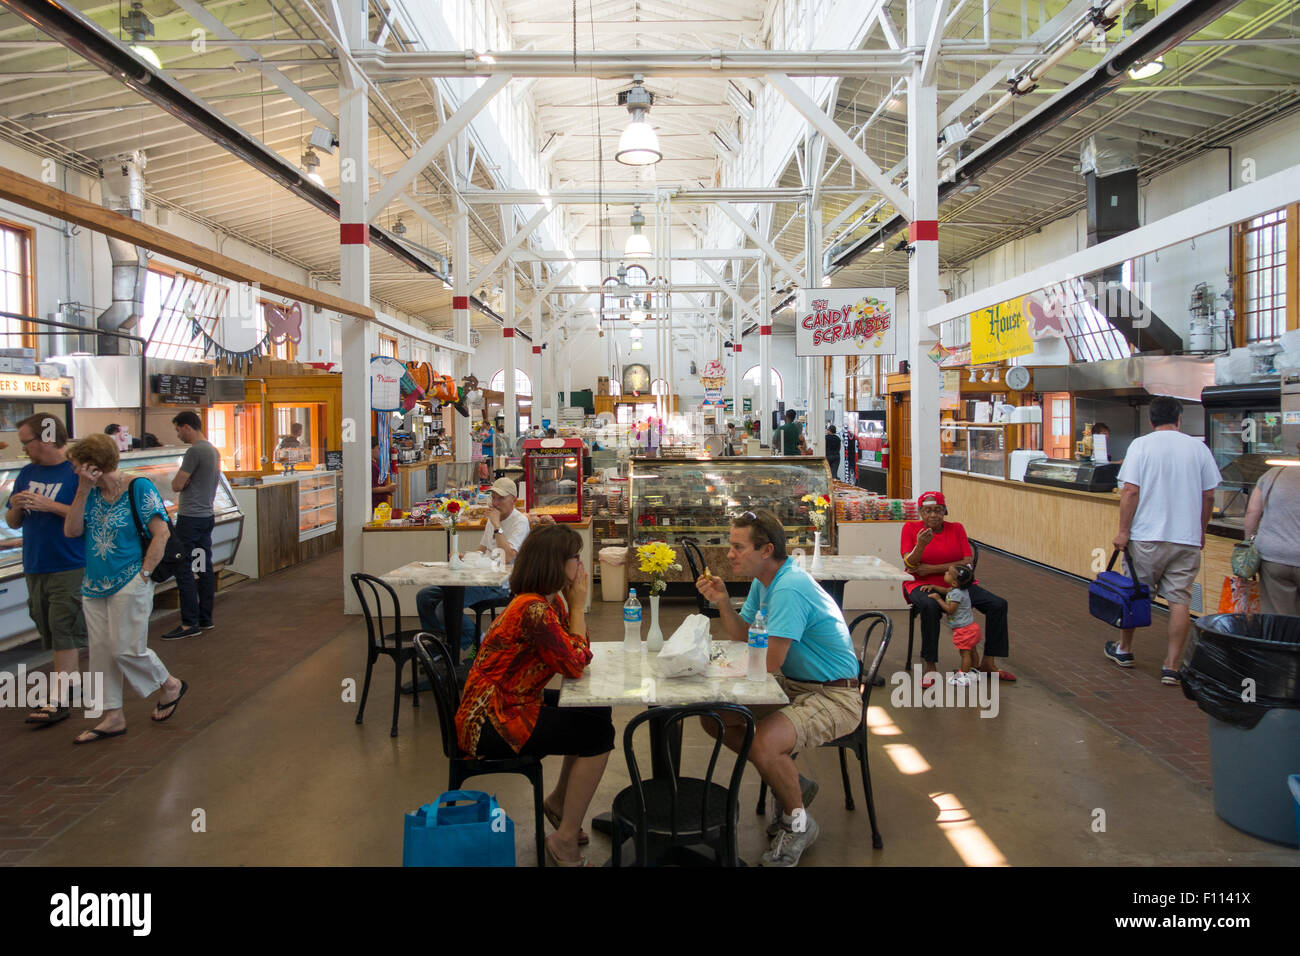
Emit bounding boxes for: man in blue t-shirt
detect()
[4,413,86,727]
[695,509,861,867]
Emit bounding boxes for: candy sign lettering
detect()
[794,288,896,357]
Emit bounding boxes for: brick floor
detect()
[0,549,347,865]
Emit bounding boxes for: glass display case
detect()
[297,472,338,540]
[1023,458,1122,492]
[939,423,1010,479]
[1203,383,1283,534]
[583,475,629,545]
[522,437,584,521]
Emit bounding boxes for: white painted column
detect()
[452,134,472,462]
[805,143,826,457]
[503,255,517,444]
[339,0,370,615]
[759,259,772,447]
[908,0,941,496]
[531,300,542,434]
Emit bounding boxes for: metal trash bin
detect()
[1182,613,1300,846]
[598,546,628,603]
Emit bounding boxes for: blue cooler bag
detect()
[403,790,516,867]
[1089,547,1151,629]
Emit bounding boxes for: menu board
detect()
[152,374,208,404]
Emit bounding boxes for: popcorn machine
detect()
[521,437,584,522]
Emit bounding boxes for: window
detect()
[0,221,34,350]
[141,266,227,362]
[1052,278,1134,363]
[1237,209,1288,343]
[742,365,783,401]
[377,334,398,358]
[490,367,532,396]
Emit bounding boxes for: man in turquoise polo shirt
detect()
[696,509,861,867]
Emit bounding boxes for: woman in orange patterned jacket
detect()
[455,523,613,866]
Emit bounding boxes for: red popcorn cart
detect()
[521,438,584,522]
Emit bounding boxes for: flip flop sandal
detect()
[152,679,189,722]
[74,727,127,744]
[544,841,594,867]
[543,804,589,845]
[26,706,70,728]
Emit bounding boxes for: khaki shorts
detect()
[26,569,88,652]
[1128,540,1201,606]
[772,676,863,752]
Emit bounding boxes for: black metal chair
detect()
[351,572,422,737]
[681,538,743,618]
[905,540,980,671]
[412,633,547,867]
[611,704,755,867]
[755,611,891,849]
[467,594,512,655]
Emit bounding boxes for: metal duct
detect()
[0,0,510,330]
[826,0,1246,276]
[96,151,148,355]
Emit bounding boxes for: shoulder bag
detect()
[1230,469,1279,580]
[126,477,187,583]
[1088,547,1152,630]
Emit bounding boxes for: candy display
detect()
[835,485,919,522]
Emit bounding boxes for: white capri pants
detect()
[84,574,170,712]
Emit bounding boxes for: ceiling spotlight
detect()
[1129,56,1164,80]
[308,126,338,153]
[302,146,324,187]
[962,182,982,194]
[624,205,652,259]
[616,76,662,167]
[968,367,978,383]
[990,368,1000,383]
[122,2,161,70]
[981,369,992,383]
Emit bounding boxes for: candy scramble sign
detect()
[794,288,897,357]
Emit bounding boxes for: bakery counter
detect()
[229,472,339,579]
[941,471,1233,614]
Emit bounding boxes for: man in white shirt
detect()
[416,477,531,648]
[1107,396,1221,685]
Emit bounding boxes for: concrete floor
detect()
[16,555,1298,867]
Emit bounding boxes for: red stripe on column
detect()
[908,220,939,242]
[452,296,469,310]
[503,327,515,337]
[339,223,368,245]
[532,346,542,354]
[733,343,742,353]
[759,325,772,335]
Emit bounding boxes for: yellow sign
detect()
[0,374,73,398]
[970,295,1034,365]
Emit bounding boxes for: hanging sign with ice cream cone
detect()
[795,288,896,357]
[701,359,727,405]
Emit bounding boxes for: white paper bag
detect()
[657,613,712,678]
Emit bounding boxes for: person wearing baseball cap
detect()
[416,476,534,650]
[900,490,1014,687]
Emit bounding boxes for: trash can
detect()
[598,546,629,603]
[1182,613,1300,846]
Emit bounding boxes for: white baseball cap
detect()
[491,477,518,498]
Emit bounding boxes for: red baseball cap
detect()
[917,491,946,508]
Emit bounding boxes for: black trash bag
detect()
[1181,613,1300,729]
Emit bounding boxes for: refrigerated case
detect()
[846,409,887,493]
[522,437,584,521]
[939,423,1010,479]
[1203,382,1283,534]
[1023,458,1121,492]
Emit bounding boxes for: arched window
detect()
[490,367,532,396]
[650,378,669,395]
[742,365,783,401]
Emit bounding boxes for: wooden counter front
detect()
[940,471,1233,614]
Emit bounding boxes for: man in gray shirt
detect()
[163,410,220,640]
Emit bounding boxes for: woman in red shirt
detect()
[455,524,613,866]
[900,491,1013,687]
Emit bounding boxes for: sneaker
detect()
[1161,668,1182,686]
[1104,641,1135,668]
[948,671,971,686]
[760,813,821,867]
[768,774,820,837]
[199,623,216,631]
[161,625,202,641]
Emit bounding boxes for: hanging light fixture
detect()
[392,218,407,236]
[616,76,662,166]
[122,1,162,70]
[629,326,643,339]
[628,295,646,324]
[302,146,325,187]
[624,205,653,259]
[1129,56,1165,80]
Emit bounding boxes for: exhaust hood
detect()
[1032,356,1215,402]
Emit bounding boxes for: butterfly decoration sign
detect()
[263,301,303,344]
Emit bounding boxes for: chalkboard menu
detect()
[324,451,343,471]
[151,374,208,404]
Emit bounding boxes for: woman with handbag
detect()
[1241,465,1300,615]
[63,434,188,744]
[454,523,613,866]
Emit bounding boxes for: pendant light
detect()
[628,295,646,324]
[616,77,662,166]
[624,205,652,259]
[302,146,325,187]
[1129,56,1165,80]
[122,1,162,70]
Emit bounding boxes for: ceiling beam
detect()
[521,264,574,314]
[921,0,952,87]
[509,19,764,38]
[462,187,810,204]
[715,201,805,288]
[470,205,553,289]
[697,261,762,325]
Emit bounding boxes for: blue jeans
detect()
[174,515,215,627]
[416,585,510,648]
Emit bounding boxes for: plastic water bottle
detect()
[623,589,643,652]
[747,610,769,682]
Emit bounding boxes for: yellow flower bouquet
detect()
[636,541,682,595]
[801,493,832,532]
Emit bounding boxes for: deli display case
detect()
[1202,382,1283,536]
[1023,457,1121,492]
[522,437,584,521]
[939,423,1009,479]
[0,446,245,650]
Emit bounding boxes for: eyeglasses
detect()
[735,511,757,521]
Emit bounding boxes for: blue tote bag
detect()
[1088,547,1151,630]
[403,791,516,867]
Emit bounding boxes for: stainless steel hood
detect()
[1032,356,1216,402]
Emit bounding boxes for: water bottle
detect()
[747,610,769,682]
[623,588,643,652]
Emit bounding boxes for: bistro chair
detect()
[681,538,743,619]
[905,540,979,671]
[467,594,512,655]
[412,633,547,867]
[611,704,755,867]
[755,611,891,849]
[351,572,422,738]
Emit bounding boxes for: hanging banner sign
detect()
[969,291,1066,365]
[940,369,962,411]
[795,288,896,357]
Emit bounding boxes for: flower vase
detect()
[811,530,825,572]
[449,530,462,568]
[646,594,664,652]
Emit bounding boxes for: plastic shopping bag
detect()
[657,613,712,678]
[403,791,515,867]
[1216,576,1260,615]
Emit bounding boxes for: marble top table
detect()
[791,554,913,582]
[380,561,511,666]
[558,641,789,708]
